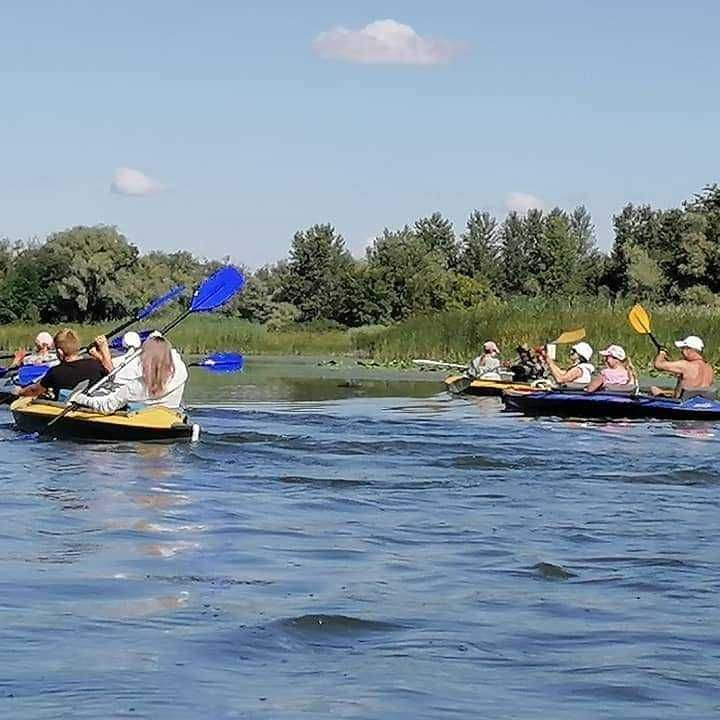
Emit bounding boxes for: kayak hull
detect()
[10,398,195,441]
[444,375,534,397]
[503,390,720,421]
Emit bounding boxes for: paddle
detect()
[190,352,244,373]
[628,304,662,352]
[34,266,245,438]
[108,330,153,351]
[413,359,467,370]
[550,328,585,345]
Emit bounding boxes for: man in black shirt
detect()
[14,328,110,400]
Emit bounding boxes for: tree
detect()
[278,224,356,323]
[501,211,534,296]
[414,212,459,269]
[458,211,502,285]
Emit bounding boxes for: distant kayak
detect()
[503,389,720,421]
[443,375,537,397]
[11,397,198,441]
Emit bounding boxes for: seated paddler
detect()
[586,344,636,393]
[650,335,715,399]
[467,341,502,379]
[542,341,595,388]
[71,334,188,413]
[13,329,108,401]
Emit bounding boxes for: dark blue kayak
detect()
[503,389,720,421]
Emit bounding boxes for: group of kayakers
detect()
[469,334,715,398]
[9,328,188,412]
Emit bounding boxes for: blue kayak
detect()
[503,389,720,421]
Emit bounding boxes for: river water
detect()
[1,359,718,718]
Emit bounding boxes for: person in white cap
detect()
[651,335,715,398]
[467,340,502,379]
[111,331,144,384]
[11,331,58,368]
[586,344,636,393]
[542,341,595,387]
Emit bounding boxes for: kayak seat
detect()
[602,383,638,395]
[29,398,133,417]
[679,389,717,401]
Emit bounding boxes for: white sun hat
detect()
[572,341,594,362]
[35,331,54,348]
[674,335,704,352]
[600,344,626,361]
[122,331,142,349]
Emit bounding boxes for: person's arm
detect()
[546,358,582,384]
[653,351,686,376]
[585,375,604,393]
[90,335,113,374]
[71,383,133,414]
[14,382,45,398]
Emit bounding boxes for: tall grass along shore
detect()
[1,301,717,371]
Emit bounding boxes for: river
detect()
[0,358,718,718]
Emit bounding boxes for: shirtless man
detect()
[650,335,715,399]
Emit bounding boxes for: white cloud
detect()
[111,167,164,196]
[505,192,545,214]
[313,19,463,66]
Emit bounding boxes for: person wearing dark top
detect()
[14,328,109,400]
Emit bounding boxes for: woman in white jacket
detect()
[72,335,188,413]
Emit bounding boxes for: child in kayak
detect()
[9,331,58,369]
[71,334,188,413]
[467,341,502,379]
[585,345,636,393]
[542,341,594,387]
[650,335,716,399]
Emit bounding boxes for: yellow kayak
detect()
[11,397,198,441]
[443,375,535,396]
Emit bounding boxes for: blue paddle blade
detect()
[196,352,244,373]
[137,285,185,320]
[0,367,7,379]
[190,266,245,312]
[17,364,50,386]
[109,329,153,351]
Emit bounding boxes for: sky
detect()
[2,0,719,267]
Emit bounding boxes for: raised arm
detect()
[653,351,686,376]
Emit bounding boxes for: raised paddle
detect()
[628,304,662,352]
[550,328,586,345]
[34,266,245,439]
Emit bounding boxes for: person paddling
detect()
[467,341,502,379]
[586,345,636,393]
[543,341,595,387]
[510,344,544,382]
[10,331,58,369]
[71,334,188,413]
[650,335,715,399]
[13,329,108,401]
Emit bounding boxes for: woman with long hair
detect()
[585,344,636,393]
[71,334,188,414]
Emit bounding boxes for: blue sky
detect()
[2,0,719,267]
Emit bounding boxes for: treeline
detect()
[2,183,720,327]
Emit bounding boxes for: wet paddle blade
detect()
[193,352,244,373]
[17,365,50,386]
[552,328,586,345]
[190,266,245,312]
[136,285,185,320]
[628,304,651,335]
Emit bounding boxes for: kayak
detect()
[502,389,720,421]
[0,365,51,405]
[10,397,198,441]
[443,375,536,396]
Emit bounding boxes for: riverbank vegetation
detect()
[2,183,720,366]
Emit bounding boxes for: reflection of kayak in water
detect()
[503,390,720,421]
[443,375,538,397]
[10,397,199,441]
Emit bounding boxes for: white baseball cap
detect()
[35,331,54,348]
[122,331,142,349]
[675,335,704,352]
[600,344,626,361]
[572,341,594,362]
